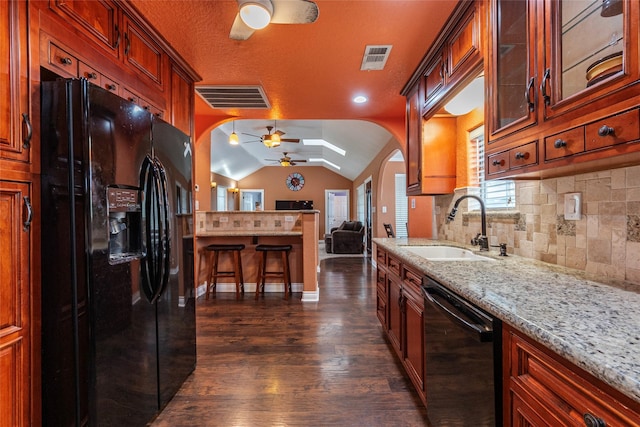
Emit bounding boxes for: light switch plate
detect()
[564,192,582,220]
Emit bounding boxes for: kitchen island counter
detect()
[195,210,319,301]
[373,237,640,405]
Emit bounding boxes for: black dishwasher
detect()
[422,277,502,427]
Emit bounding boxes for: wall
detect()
[239,166,352,236]
[353,138,408,238]
[436,165,640,290]
[194,138,212,211]
[379,158,405,235]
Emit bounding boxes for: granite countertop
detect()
[373,237,640,405]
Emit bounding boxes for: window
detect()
[394,174,408,238]
[469,126,515,210]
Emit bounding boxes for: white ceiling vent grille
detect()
[195,85,271,109]
[360,45,392,71]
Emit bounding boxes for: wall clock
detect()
[286,172,305,191]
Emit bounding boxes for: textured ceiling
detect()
[129,0,458,179]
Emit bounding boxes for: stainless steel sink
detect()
[402,245,494,261]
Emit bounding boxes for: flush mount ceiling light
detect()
[353,95,368,104]
[444,75,485,116]
[229,121,240,145]
[239,0,273,30]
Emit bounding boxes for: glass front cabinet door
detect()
[488,0,639,144]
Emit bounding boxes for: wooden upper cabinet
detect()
[122,13,164,87]
[542,0,639,120]
[406,83,422,195]
[486,0,537,143]
[486,0,640,179]
[171,64,194,135]
[1,0,31,168]
[421,51,446,114]
[48,0,119,57]
[446,2,483,89]
[0,180,33,427]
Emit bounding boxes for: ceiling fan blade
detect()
[271,0,319,24]
[242,132,262,138]
[291,159,307,162]
[229,13,255,40]
[280,138,300,143]
[274,130,286,136]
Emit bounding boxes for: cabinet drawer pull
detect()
[21,113,32,149]
[598,125,615,137]
[86,72,98,80]
[60,56,73,65]
[554,139,567,148]
[540,68,551,105]
[514,152,527,160]
[525,77,535,112]
[583,413,606,427]
[492,159,505,167]
[106,84,117,91]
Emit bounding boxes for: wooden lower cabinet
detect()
[503,324,640,427]
[0,180,34,427]
[376,246,426,404]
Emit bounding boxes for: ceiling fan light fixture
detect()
[281,160,291,167]
[239,0,273,30]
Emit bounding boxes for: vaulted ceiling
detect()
[130,0,458,180]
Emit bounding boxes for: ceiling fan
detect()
[243,125,300,148]
[229,0,319,41]
[266,152,307,167]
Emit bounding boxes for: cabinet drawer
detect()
[510,332,640,427]
[376,247,387,266]
[79,62,100,83]
[376,294,387,326]
[47,42,78,78]
[376,269,386,294]
[585,108,640,151]
[509,141,537,170]
[487,151,510,175]
[387,255,401,277]
[545,127,585,161]
[402,267,422,290]
[100,76,119,94]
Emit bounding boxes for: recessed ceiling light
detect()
[303,139,346,156]
[353,95,368,104]
[309,158,341,170]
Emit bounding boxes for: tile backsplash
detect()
[436,165,640,287]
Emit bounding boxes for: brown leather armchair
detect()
[327,221,364,254]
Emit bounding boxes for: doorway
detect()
[239,189,264,211]
[365,179,372,256]
[325,189,349,232]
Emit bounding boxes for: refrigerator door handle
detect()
[140,155,160,302]
[153,158,171,301]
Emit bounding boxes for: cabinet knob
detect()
[86,72,98,80]
[60,57,72,65]
[554,139,567,148]
[492,159,504,167]
[106,84,116,91]
[598,125,615,137]
[583,413,606,427]
[514,152,527,160]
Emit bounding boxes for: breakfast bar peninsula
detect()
[194,210,320,302]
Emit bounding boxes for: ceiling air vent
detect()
[360,45,392,71]
[195,85,271,109]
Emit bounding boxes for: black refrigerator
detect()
[40,78,196,426]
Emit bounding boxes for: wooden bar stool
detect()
[254,244,292,300]
[204,244,245,299]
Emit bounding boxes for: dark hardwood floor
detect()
[151,257,430,426]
